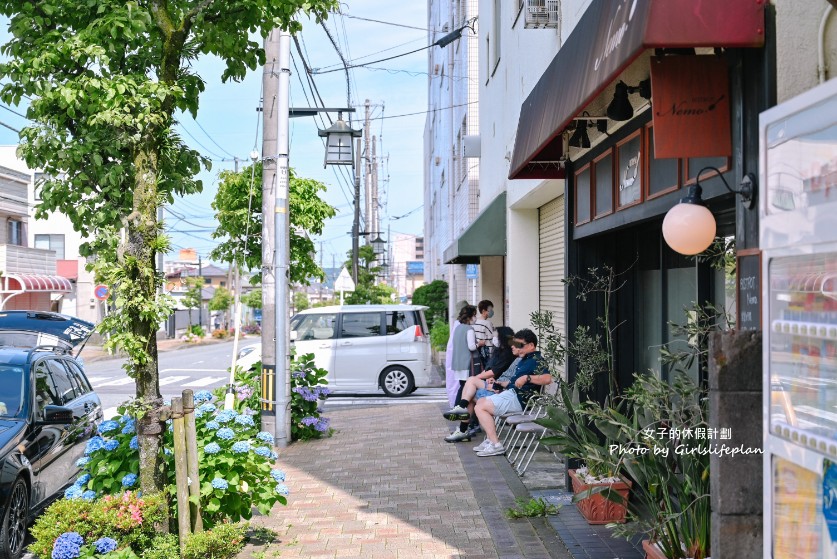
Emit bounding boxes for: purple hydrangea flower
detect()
[315,418,330,432]
[293,387,319,402]
[301,416,319,426]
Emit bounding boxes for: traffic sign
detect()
[94,284,110,300]
[334,267,356,292]
[466,264,479,279]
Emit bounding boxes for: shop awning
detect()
[443,192,506,264]
[5,274,73,292]
[509,0,765,180]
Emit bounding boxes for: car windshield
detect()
[0,365,25,417]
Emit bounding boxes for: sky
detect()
[0,1,431,272]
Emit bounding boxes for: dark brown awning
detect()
[509,0,765,180]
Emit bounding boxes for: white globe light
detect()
[662,202,716,255]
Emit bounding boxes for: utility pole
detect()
[363,99,372,238]
[274,28,292,448]
[351,137,361,284]
[260,30,279,439]
[372,134,379,238]
[318,241,323,304]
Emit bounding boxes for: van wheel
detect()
[0,478,28,559]
[380,366,415,397]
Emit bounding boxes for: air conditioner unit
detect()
[524,0,559,29]
[433,64,440,75]
[435,156,441,166]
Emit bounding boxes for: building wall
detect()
[774,1,837,103]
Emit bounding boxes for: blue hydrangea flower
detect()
[199,403,216,413]
[204,442,221,455]
[74,474,91,487]
[81,490,97,502]
[164,448,172,456]
[93,537,118,554]
[194,390,213,403]
[256,431,274,444]
[104,439,119,452]
[84,436,105,455]
[270,451,278,460]
[231,441,250,454]
[194,409,204,419]
[301,416,318,426]
[254,446,272,458]
[211,478,228,491]
[52,532,83,559]
[205,420,220,430]
[274,483,289,496]
[315,418,330,432]
[234,414,255,427]
[75,457,90,468]
[64,486,82,500]
[130,436,138,450]
[121,473,137,488]
[121,420,136,435]
[216,410,237,423]
[98,420,119,434]
[216,428,235,441]
[271,469,286,482]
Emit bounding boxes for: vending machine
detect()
[762,77,837,558]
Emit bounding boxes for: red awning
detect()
[509,0,765,180]
[5,273,73,292]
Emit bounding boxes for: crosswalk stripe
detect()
[103,407,119,420]
[158,376,190,386]
[97,377,136,387]
[86,376,113,384]
[184,376,227,387]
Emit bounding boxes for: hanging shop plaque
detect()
[618,131,642,207]
[650,55,731,159]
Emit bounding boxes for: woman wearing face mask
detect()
[474,300,496,365]
[445,304,480,442]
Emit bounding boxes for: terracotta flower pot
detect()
[568,468,632,525]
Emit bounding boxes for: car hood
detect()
[0,311,95,350]
[0,419,26,457]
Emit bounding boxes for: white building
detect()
[424,0,481,320]
[387,233,425,298]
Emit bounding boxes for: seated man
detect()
[472,328,552,457]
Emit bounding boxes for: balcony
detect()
[0,245,57,275]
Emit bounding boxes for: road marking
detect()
[158,376,190,386]
[183,376,227,387]
[160,368,227,372]
[97,377,136,387]
[103,407,119,420]
[86,376,113,384]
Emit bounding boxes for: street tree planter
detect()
[568,469,631,525]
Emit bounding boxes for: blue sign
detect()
[406,261,424,276]
[466,264,478,279]
[253,308,262,325]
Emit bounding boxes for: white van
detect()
[238,305,432,397]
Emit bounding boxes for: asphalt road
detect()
[81,341,449,418]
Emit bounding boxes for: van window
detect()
[386,311,417,335]
[291,314,337,340]
[340,313,382,338]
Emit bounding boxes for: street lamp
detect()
[317,111,362,167]
[370,233,386,255]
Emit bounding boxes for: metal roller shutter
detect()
[538,197,565,359]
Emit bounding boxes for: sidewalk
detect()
[239,404,572,559]
[80,335,238,362]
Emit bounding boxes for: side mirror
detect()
[39,405,74,425]
[290,330,298,342]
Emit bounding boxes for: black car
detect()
[0,311,101,559]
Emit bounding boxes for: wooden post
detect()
[171,397,190,549]
[182,390,203,532]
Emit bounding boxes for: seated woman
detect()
[443,326,516,440]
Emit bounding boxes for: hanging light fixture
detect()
[370,233,386,255]
[568,122,591,149]
[606,79,651,121]
[317,111,362,167]
[662,167,757,255]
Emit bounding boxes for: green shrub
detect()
[290,353,331,441]
[212,365,260,413]
[29,491,167,559]
[429,321,449,352]
[188,324,206,337]
[140,534,180,559]
[411,279,448,330]
[182,522,248,559]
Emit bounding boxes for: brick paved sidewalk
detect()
[238,404,572,559]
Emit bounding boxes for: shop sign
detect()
[618,133,642,206]
[650,55,731,159]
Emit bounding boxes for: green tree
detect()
[411,279,449,330]
[209,285,234,327]
[0,0,336,497]
[343,245,396,305]
[242,288,262,310]
[293,291,309,313]
[210,162,335,285]
[181,277,203,329]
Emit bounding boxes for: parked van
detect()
[236,305,432,397]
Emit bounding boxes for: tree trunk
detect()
[128,147,167,507]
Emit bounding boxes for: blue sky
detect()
[0,2,430,271]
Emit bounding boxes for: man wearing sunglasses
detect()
[472,328,552,457]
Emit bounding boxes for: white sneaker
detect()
[443,405,471,421]
[472,439,491,452]
[444,428,471,443]
[476,442,506,457]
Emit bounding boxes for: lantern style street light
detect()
[317,111,362,167]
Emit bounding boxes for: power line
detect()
[339,12,438,32]
[373,101,479,121]
[313,36,427,73]
[311,44,433,75]
[0,104,28,119]
[191,118,237,159]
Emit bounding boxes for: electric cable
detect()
[191,117,238,159]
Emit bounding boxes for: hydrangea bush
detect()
[50,532,138,559]
[73,394,288,528]
[290,353,331,440]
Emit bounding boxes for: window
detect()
[7,220,22,246]
[34,362,60,416]
[291,313,337,340]
[204,278,211,284]
[66,360,92,395]
[617,130,642,208]
[386,311,417,335]
[340,313,382,338]
[46,359,79,405]
[34,234,66,260]
[575,164,592,225]
[594,152,614,217]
